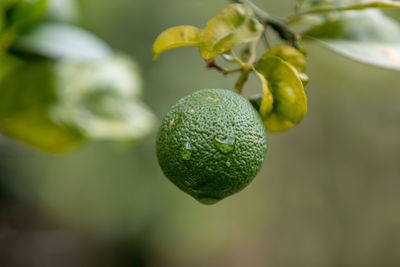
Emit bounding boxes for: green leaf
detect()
[0,7,5,33]
[0,108,83,153]
[12,22,111,62]
[0,0,47,51]
[152,25,202,60]
[3,0,47,30]
[254,70,273,118]
[265,45,309,85]
[0,53,21,82]
[0,57,83,153]
[265,45,307,73]
[262,114,294,133]
[199,4,263,60]
[300,0,400,14]
[256,56,307,133]
[52,55,157,142]
[303,10,400,70]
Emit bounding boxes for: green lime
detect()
[156,89,267,204]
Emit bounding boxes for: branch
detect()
[206,59,242,75]
[229,0,301,47]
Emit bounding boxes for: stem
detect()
[229,0,301,47]
[247,40,257,65]
[223,67,242,75]
[206,59,242,75]
[234,40,258,93]
[262,31,271,49]
[286,15,301,25]
[230,50,246,68]
[230,0,283,26]
[234,69,250,93]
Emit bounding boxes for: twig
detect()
[234,40,258,93]
[229,0,301,48]
[206,59,242,75]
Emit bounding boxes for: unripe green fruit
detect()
[156,89,267,204]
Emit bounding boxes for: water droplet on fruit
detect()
[214,136,235,153]
[181,141,192,160]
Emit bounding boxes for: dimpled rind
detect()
[156,89,267,204]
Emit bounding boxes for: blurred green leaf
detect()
[52,55,157,142]
[0,0,47,51]
[13,22,111,62]
[199,4,263,60]
[0,53,20,81]
[303,10,400,70]
[45,0,80,23]
[152,25,202,60]
[0,56,83,153]
[256,55,307,133]
[0,7,4,33]
[300,0,400,14]
[1,0,47,29]
[0,108,83,153]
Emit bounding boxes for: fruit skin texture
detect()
[156,89,267,204]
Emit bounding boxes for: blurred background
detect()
[1,0,399,266]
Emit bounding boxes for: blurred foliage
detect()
[0,0,399,267]
[13,22,112,61]
[45,0,79,23]
[52,55,156,141]
[298,0,400,13]
[0,55,83,152]
[303,9,400,70]
[0,0,156,153]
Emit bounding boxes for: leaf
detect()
[301,0,400,14]
[262,114,294,133]
[0,108,83,153]
[254,70,273,118]
[265,45,307,73]
[303,10,400,70]
[199,4,263,60]
[256,56,307,133]
[152,25,202,60]
[0,57,83,153]
[265,45,310,85]
[51,55,157,142]
[3,0,47,30]
[12,22,111,62]
[0,53,21,82]
[0,0,47,51]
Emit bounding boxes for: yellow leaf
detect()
[265,45,307,73]
[199,4,263,60]
[254,70,273,119]
[263,114,293,133]
[152,25,202,60]
[256,56,307,133]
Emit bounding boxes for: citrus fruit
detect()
[156,89,267,204]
